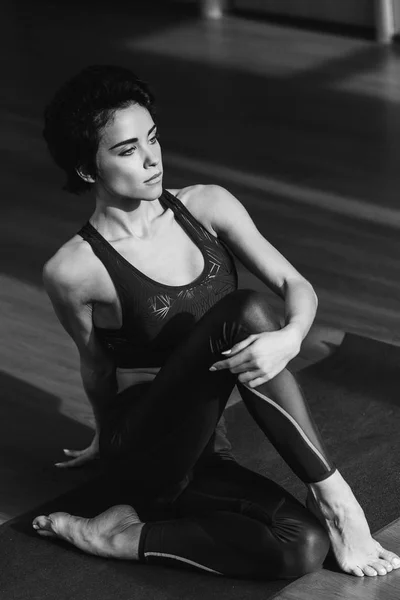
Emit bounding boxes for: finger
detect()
[211,347,254,371]
[246,376,268,388]
[229,360,254,374]
[244,363,285,387]
[237,370,264,385]
[63,449,82,457]
[238,373,272,388]
[55,457,85,469]
[221,335,256,356]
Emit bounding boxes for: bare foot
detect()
[32,504,144,560]
[307,471,400,577]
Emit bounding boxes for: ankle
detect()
[309,469,348,497]
[109,522,145,560]
[308,471,355,514]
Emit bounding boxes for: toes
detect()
[363,565,378,577]
[378,559,393,573]
[369,562,388,576]
[36,529,58,538]
[351,566,365,577]
[32,515,57,538]
[33,515,52,531]
[32,512,70,538]
[380,549,400,569]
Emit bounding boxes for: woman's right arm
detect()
[43,253,117,467]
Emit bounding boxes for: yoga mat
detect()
[1,333,400,600]
[227,333,400,532]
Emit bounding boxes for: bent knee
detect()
[283,522,330,578]
[241,518,329,581]
[234,289,281,334]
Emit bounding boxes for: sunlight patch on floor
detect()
[163,151,400,228]
[121,16,369,78]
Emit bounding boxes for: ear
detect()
[76,167,95,184]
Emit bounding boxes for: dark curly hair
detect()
[43,65,156,194]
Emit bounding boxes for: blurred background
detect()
[2,0,400,523]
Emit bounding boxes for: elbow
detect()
[284,277,318,308]
[307,280,318,310]
[304,279,318,313]
[313,289,318,310]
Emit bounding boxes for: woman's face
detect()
[94,102,163,201]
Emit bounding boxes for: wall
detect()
[233,0,375,27]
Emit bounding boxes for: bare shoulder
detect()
[167,184,231,236]
[43,234,99,304]
[169,184,228,206]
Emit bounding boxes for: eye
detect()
[150,131,160,144]
[119,146,136,156]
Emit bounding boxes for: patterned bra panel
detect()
[77,189,238,367]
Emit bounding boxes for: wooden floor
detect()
[2,0,400,567]
[273,517,400,600]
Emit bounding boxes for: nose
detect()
[143,145,160,168]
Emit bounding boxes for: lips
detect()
[145,171,162,183]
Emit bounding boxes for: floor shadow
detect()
[0,370,99,519]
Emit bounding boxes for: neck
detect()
[90,192,166,240]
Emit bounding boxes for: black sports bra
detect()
[77,189,238,368]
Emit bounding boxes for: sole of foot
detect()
[32,504,144,560]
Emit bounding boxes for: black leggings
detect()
[99,289,334,580]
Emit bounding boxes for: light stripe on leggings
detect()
[243,383,331,471]
[144,552,223,575]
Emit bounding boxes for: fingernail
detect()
[54,463,62,467]
[221,350,231,355]
[209,366,217,371]
[33,523,39,529]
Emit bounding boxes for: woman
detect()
[33,65,400,580]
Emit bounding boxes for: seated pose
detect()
[33,65,400,580]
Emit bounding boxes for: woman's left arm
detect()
[199,185,317,382]
[281,275,318,352]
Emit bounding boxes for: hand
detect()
[209,329,300,388]
[55,433,100,469]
